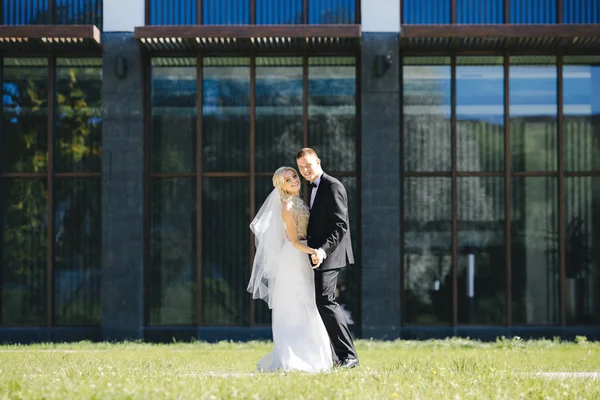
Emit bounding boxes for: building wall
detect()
[1,0,600,343]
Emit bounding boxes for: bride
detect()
[247,166,333,373]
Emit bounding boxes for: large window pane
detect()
[563,56,600,172]
[252,177,277,325]
[148,178,196,324]
[403,177,452,324]
[457,177,505,324]
[54,178,101,325]
[151,58,196,173]
[2,58,48,173]
[255,58,303,173]
[457,57,504,172]
[202,58,250,172]
[511,177,559,325]
[565,177,600,325]
[202,178,250,325]
[403,57,451,172]
[55,58,102,173]
[308,57,356,172]
[510,56,557,172]
[1,179,47,326]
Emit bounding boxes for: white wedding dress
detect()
[256,235,333,373]
[247,188,332,373]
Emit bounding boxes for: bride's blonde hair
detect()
[272,166,309,238]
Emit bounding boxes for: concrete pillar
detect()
[360,0,402,337]
[101,0,146,340]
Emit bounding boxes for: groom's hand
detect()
[311,251,323,267]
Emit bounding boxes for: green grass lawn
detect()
[1,337,599,399]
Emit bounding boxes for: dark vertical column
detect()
[47,56,55,328]
[504,53,512,327]
[101,32,145,341]
[360,33,401,339]
[557,55,566,327]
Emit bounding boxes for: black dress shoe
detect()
[339,358,360,369]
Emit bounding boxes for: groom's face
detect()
[296,154,321,183]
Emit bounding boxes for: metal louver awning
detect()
[400,24,600,52]
[0,25,101,52]
[134,25,361,53]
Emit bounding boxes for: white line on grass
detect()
[524,372,600,380]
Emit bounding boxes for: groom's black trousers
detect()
[314,268,358,363]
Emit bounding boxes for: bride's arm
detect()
[282,204,317,256]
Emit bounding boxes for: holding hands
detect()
[310,248,324,270]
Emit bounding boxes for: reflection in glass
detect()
[257,0,302,24]
[151,58,196,173]
[148,178,196,324]
[456,57,504,172]
[403,57,451,172]
[253,176,277,325]
[55,58,102,173]
[510,56,557,172]
[1,179,47,326]
[565,177,600,325]
[511,177,559,325]
[2,58,48,173]
[255,58,303,173]
[308,57,356,172]
[54,178,101,325]
[203,58,250,172]
[563,57,600,172]
[457,177,505,324]
[202,178,250,325]
[403,177,452,324]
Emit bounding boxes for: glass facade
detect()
[0,57,102,327]
[2,0,599,340]
[402,55,600,327]
[147,56,360,330]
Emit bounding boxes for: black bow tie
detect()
[309,182,317,188]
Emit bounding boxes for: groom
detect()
[296,148,359,369]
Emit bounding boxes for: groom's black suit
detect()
[307,172,358,364]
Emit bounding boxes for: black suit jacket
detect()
[307,173,354,271]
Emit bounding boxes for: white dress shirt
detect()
[309,173,322,209]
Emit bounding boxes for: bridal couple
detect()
[247,148,359,373]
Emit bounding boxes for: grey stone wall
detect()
[360,33,402,339]
[101,32,145,340]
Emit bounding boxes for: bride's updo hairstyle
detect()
[272,166,309,238]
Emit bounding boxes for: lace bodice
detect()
[282,198,309,240]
